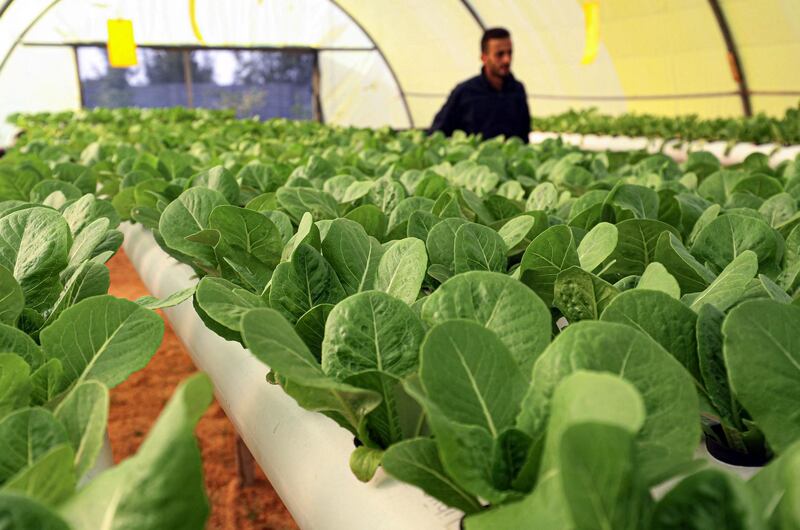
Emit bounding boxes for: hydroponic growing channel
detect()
[1,107,798,529]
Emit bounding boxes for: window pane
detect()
[76,46,189,108]
[76,46,315,120]
[190,49,314,120]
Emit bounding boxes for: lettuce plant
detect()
[4,107,800,528]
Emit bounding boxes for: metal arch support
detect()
[459,0,486,31]
[0,0,495,129]
[0,0,418,128]
[326,0,415,128]
[708,0,752,117]
[0,0,63,74]
[0,0,14,19]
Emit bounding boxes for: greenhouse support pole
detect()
[708,0,752,117]
[182,49,194,108]
[312,51,324,123]
[72,47,86,108]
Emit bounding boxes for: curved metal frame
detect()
[708,0,752,117]
[325,0,487,128]
[325,0,415,127]
[459,0,486,31]
[0,0,13,19]
[0,0,420,128]
[0,0,782,122]
[0,0,61,73]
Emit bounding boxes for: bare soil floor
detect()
[105,249,299,530]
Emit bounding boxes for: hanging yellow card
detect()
[107,19,137,68]
[581,1,600,65]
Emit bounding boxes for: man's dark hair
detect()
[481,27,511,53]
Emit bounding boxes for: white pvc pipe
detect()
[530,131,800,167]
[79,432,114,487]
[119,223,760,527]
[119,223,464,530]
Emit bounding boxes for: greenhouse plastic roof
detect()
[0,0,799,139]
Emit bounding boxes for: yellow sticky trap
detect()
[107,19,137,68]
[581,1,600,65]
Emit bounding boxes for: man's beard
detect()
[492,66,510,78]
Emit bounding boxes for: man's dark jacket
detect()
[429,69,531,142]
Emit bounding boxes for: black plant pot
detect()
[704,422,771,467]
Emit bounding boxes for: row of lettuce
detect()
[0,122,212,526]
[532,105,800,145]
[4,107,800,529]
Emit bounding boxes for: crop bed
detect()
[529,131,800,167]
[120,222,465,529]
[1,107,799,529]
[532,107,800,145]
[120,214,766,529]
[104,249,298,530]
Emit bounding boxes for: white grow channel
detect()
[530,131,800,167]
[119,223,464,530]
[120,222,760,529]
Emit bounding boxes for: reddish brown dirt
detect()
[105,249,299,530]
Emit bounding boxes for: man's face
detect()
[482,37,513,77]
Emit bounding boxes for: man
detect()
[429,27,531,142]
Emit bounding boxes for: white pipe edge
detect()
[118,222,759,527]
[530,131,800,167]
[79,432,114,487]
[119,222,465,530]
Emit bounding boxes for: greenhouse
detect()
[0,1,799,529]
